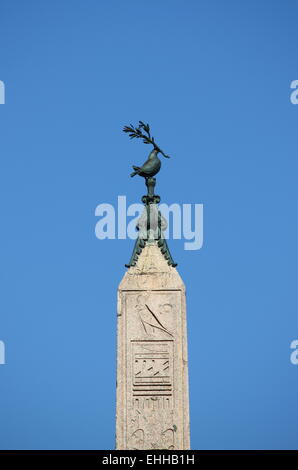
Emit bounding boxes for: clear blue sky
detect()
[0,0,297,450]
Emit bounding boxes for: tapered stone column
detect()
[116,241,190,450]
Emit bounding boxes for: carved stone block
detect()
[116,243,190,449]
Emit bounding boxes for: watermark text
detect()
[0,80,5,104]
[290,340,298,365]
[0,340,5,365]
[95,196,203,251]
[290,80,298,104]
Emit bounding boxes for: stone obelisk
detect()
[116,122,190,450]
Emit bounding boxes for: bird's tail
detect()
[130,165,140,177]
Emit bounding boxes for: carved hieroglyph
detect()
[116,242,190,449]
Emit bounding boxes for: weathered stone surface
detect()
[116,242,190,450]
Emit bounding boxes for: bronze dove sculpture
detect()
[130,148,161,178]
[123,121,170,179]
[122,121,177,268]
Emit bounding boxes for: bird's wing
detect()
[139,159,160,173]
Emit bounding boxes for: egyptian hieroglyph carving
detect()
[132,341,173,410]
[119,291,184,449]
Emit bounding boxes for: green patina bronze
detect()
[123,121,177,268]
